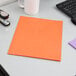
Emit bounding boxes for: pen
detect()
[0,18,10,26]
[0,10,9,19]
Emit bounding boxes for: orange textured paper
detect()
[8,16,63,61]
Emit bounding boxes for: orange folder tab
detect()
[8,16,63,61]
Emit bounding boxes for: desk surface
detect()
[0,0,76,76]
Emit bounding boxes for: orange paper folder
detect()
[8,16,63,61]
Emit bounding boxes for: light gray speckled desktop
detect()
[0,0,76,76]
